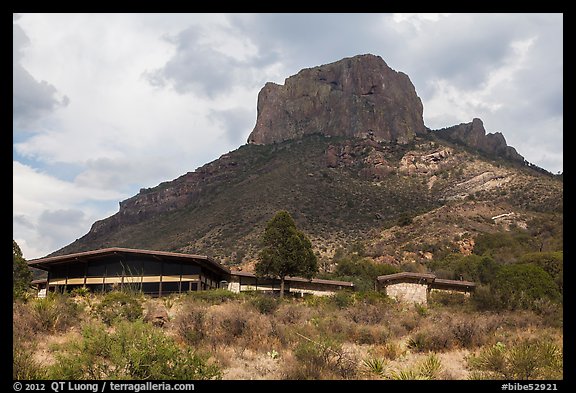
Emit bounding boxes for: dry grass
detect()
[14,292,563,380]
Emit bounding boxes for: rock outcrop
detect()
[434,118,524,162]
[247,54,426,145]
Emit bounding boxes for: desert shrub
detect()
[94,291,143,326]
[473,231,539,263]
[13,301,38,342]
[491,264,561,309]
[330,290,355,309]
[345,303,385,325]
[48,320,221,380]
[175,304,208,346]
[532,298,563,328]
[184,288,240,304]
[387,353,443,380]
[13,344,46,380]
[70,286,90,297]
[274,303,309,325]
[250,293,280,314]
[429,291,467,307]
[204,303,274,352]
[354,290,391,305]
[31,293,82,333]
[362,357,387,377]
[518,251,563,293]
[418,353,443,379]
[354,325,389,345]
[330,257,399,291]
[471,285,501,311]
[287,338,358,380]
[468,339,562,380]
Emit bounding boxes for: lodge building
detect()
[28,247,353,297]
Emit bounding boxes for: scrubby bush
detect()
[491,264,561,309]
[249,293,280,314]
[94,291,143,325]
[184,288,240,304]
[13,345,46,380]
[468,339,562,380]
[31,293,82,333]
[48,320,221,380]
[175,304,208,346]
[286,338,357,380]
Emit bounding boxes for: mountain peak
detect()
[435,118,524,162]
[247,54,426,145]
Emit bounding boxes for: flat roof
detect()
[432,278,476,288]
[376,272,436,283]
[377,272,475,290]
[231,270,354,287]
[27,247,230,276]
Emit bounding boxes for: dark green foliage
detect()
[473,231,539,263]
[488,264,561,310]
[256,211,318,297]
[429,254,499,284]
[518,251,563,293]
[48,320,221,380]
[94,291,143,325]
[330,256,399,291]
[397,213,413,227]
[13,240,31,299]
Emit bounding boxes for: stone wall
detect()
[385,282,428,305]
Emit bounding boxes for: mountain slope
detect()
[52,132,562,266]
[51,54,562,268]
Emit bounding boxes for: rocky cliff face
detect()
[434,118,524,162]
[247,54,426,145]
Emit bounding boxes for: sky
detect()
[13,13,563,260]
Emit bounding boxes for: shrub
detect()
[418,353,443,379]
[362,357,386,377]
[94,291,143,325]
[175,304,207,346]
[250,294,280,314]
[13,345,46,380]
[468,339,562,380]
[330,290,354,309]
[32,293,82,333]
[184,288,240,304]
[70,286,91,297]
[491,264,561,309]
[287,338,357,380]
[48,320,221,380]
[429,291,467,307]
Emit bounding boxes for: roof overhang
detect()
[27,247,230,277]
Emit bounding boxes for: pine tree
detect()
[255,211,317,298]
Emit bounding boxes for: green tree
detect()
[255,211,318,298]
[492,263,561,309]
[13,240,31,299]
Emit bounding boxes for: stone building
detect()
[376,272,475,305]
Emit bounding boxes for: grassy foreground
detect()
[13,289,563,380]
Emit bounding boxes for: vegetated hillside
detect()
[52,131,562,270]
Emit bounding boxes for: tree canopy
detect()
[13,240,31,299]
[255,211,317,297]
